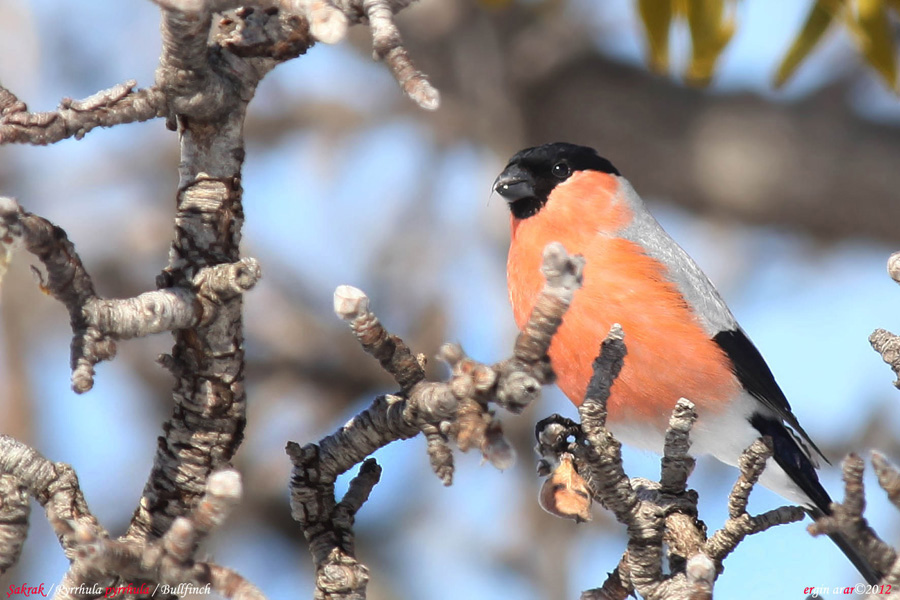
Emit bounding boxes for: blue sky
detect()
[1,0,899,598]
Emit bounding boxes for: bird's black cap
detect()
[493,143,620,219]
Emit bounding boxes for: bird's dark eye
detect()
[551,162,571,179]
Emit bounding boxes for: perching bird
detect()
[493,142,880,584]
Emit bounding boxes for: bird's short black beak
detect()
[493,164,535,203]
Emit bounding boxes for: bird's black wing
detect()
[713,328,828,464]
[716,329,884,583]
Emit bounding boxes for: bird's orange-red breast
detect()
[507,168,739,432]
[494,142,880,584]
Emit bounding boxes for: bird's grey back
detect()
[615,178,738,336]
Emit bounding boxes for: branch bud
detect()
[888,251,900,284]
[334,285,369,320]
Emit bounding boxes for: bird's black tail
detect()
[751,414,883,585]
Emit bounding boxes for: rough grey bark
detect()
[0,436,264,597]
[869,252,900,388]
[0,434,107,563]
[0,0,435,595]
[536,329,806,600]
[0,82,166,145]
[0,198,261,393]
[0,474,28,573]
[288,243,581,599]
[808,454,900,581]
[293,281,823,599]
[2,1,900,598]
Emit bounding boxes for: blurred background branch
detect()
[1,0,899,598]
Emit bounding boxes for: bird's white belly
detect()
[606,391,814,507]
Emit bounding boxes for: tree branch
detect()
[0,82,166,145]
[869,254,900,389]
[288,242,583,599]
[660,396,697,496]
[0,198,261,393]
[580,560,631,600]
[287,454,381,600]
[808,453,898,577]
[333,284,425,391]
[2,0,435,147]
[871,451,900,511]
[123,0,433,553]
[55,469,265,600]
[576,325,638,525]
[155,0,236,126]
[0,474,29,574]
[363,0,439,110]
[534,328,806,599]
[0,197,107,392]
[703,438,805,567]
[870,328,900,390]
[0,435,106,565]
[538,245,900,596]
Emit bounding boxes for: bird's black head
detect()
[493,142,620,219]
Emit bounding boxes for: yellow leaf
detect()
[855,0,897,89]
[637,0,675,73]
[774,0,843,88]
[685,0,737,85]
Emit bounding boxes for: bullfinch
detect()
[493,142,880,584]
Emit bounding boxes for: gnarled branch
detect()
[0,434,106,565]
[704,439,805,567]
[56,469,264,600]
[0,198,261,393]
[808,453,898,578]
[0,82,165,145]
[536,327,806,599]
[288,242,583,599]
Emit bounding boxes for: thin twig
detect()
[289,242,583,599]
[868,251,900,388]
[58,469,264,600]
[333,284,425,391]
[580,561,632,600]
[535,344,807,598]
[0,82,165,145]
[809,454,898,576]
[0,435,106,558]
[0,198,261,392]
[576,325,635,522]
[869,328,900,390]
[704,438,805,566]
[660,399,697,496]
[363,0,439,110]
[871,451,900,511]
